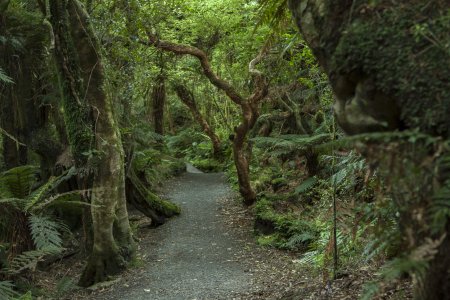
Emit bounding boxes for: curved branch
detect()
[248,48,269,104]
[144,34,244,105]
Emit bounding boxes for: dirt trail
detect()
[91,165,261,300]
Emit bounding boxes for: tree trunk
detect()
[152,74,165,136]
[174,83,222,157]
[50,0,134,286]
[232,102,259,205]
[5,208,33,262]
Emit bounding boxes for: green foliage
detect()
[255,196,318,250]
[294,176,317,194]
[0,166,75,278]
[7,248,59,275]
[0,67,14,84]
[253,134,331,157]
[29,215,64,251]
[52,277,77,298]
[256,0,288,32]
[0,165,39,199]
[0,281,18,299]
[430,152,450,234]
[333,1,450,136]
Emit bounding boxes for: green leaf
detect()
[0,67,14,84]
[294,176,317,194]
[28,215,64,251]
[0,281,19,299]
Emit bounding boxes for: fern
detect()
[53,277,77,298]
[0,166,39,199]
[252,133,331,156]
[24,177,58,213]
[0,198,27,210]
[0,281,18,299]
[322,152,366,186]
[318,130,439,152]
[6,217,70,274]
[256,0,289,32]
[283,232,315,250]
[28,215,63,251]
[294,176,317,194]
[37,190,87,211]
[0,67,14,84]
[429,152,450,234]
[6,248,58,274]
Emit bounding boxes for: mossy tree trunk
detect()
[49,0,134,287]
[288,1,450,298]
[174,83,222,157]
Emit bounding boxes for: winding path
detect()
[95,165,256,299]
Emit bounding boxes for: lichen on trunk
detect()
[49,0,135,286]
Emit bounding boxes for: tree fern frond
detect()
[0,198,27,210]
[6,248,58,274]
[54,277,77,298]
[28,215,63,251]
[252,133,331,154]
[24,178,57,213]
[294,176,317,194]
[256,0,289,31]
[35,190,86,211]
[25,167,77,212]
[0,67,14,84]
[0,281,18,299]
[0,166,39,199]
[318,131,439,151]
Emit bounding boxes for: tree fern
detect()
[2,217,66,274]
[0,166,73,277]
[36,190,87,211]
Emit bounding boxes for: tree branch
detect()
[144,33,244,105]
[248,47,269,104]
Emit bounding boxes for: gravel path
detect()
[93,165,256,299]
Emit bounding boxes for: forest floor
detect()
[78,164,305,299]
[37,165,411,299]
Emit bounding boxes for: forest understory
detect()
[33,167,413,300]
